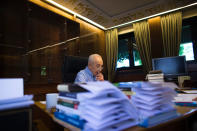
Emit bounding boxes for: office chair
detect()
[62,55,88,83]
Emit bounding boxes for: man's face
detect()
[89,57,103,76]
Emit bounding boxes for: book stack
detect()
[174,93,197,107]
[131,82,179,127]
[118,82,134,99]
[146,70,164,82]
[54,84,87,130]
[54,81,139,131]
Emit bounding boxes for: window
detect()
[117,16,197,70]
[133,48,142,66]
[179,42,194,61]
[117,32,142,69]
[179,16,197,62]
[179,25,194,61]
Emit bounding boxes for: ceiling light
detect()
[43,0,106,30]
[107,2,197,30]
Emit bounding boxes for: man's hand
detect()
[96,73,104,81]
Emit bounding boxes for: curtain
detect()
[133,20,152,73]
[161,12,182,57]
[105,28,118,82]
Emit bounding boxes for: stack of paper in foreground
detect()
[54,81,139,131]
[131,82,180,127]
[0,78,34,111]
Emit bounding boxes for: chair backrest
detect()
[62,55,88,83]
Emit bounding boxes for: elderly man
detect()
[75,54,104,83]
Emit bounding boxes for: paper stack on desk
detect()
[0,95,34,111]
[173,93,197,107]
[131,82,179,127]
[78,81,139,131]
[117,82,133,99]
[0,78,34,111]
[55,81,139,131]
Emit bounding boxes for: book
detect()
[148,79,164,82]
[118,82,134,88]
[147,76,164,80]
[147,74,164,79]
[58,100,78,109]
[58,97,79,104]
[175,102,197,107]
[147,73,164,77]
[54,111,85,129]
[57,84,88,92]
[59,92,77,99]
[57,108,81,120]
[56,104,80,115]
[58,96,77,102]
[53,116,81,131]
[149,70,162,74]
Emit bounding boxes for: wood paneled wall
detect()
[76,18,107,75]
[0,0,106,85]
[26,2,68,84]
[0,0,27,78]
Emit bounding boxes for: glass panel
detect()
[179,42,194,61]
[117,38,130,68]
[133,49,142,66]
[181,25,192,43]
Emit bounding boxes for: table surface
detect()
[34,101,197,131]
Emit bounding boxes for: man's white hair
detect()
[88,54,102,64]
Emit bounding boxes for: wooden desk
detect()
[33,102,64,131]
[125,106,197,131]
[34,101,79,131]
[34,102,197,131]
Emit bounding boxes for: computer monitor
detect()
[152,56,188,79]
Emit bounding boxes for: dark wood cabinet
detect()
[0,0,106,85]
[27,2,67,50]
[0,0,27,78]
[0,0,80,84]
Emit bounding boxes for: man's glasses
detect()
[96,64,103,70]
